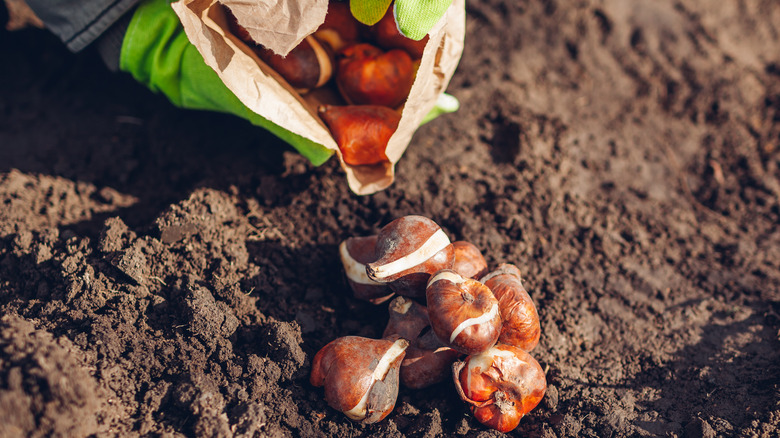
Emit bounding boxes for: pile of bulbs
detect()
[311,215,547,433]
[224,0,425,166]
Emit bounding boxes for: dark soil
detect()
[2,1,780,437]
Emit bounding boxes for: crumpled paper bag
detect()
[218,0,328,56]
[172,0,465,195]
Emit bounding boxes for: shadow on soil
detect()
[1,25,316,233]
[632,301,780,436]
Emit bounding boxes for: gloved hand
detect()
[121,0,458,166]
[120,0,333,164]
[349,0,453,41]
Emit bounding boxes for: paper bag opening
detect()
[172,0,465,195]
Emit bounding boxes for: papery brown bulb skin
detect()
[339,235,394,304]
[453,344,546,433]
[310,336,409,423]
[400,329,459,389]
[382,296,429,340]
[371,8,429,59]
[314,1,363,52]
[367,216,454,297]
[318,104,399,166]
[451,241,489,279]
[336,43,414,108]
[255,36,333,91]
[481,264,540,352]
[426,270,501,355]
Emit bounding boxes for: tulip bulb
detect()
[381,296,459,388]
[367,215,454,297]
[311,336,409,423]
[319,104,400,166]
[255,36,333,92]
[453,344,546,433]
[336,43,414,108]
[481,264,540,352]
[224,10,333,92]
[426,270,501,355]
[382,296,429,340]
[314,1,363,52]
[451,241,489,279]
[339,235,394,304]
[400,329,460,389]
[371,8,429,59]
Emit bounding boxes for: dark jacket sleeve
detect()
[26,0,139,52]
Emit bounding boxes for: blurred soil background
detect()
[1,0,779,436]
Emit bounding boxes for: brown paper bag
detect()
[172,0,465,195]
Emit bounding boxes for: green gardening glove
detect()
[120,0,457,166]
[120,0,333,165]
[350,0,453,41]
